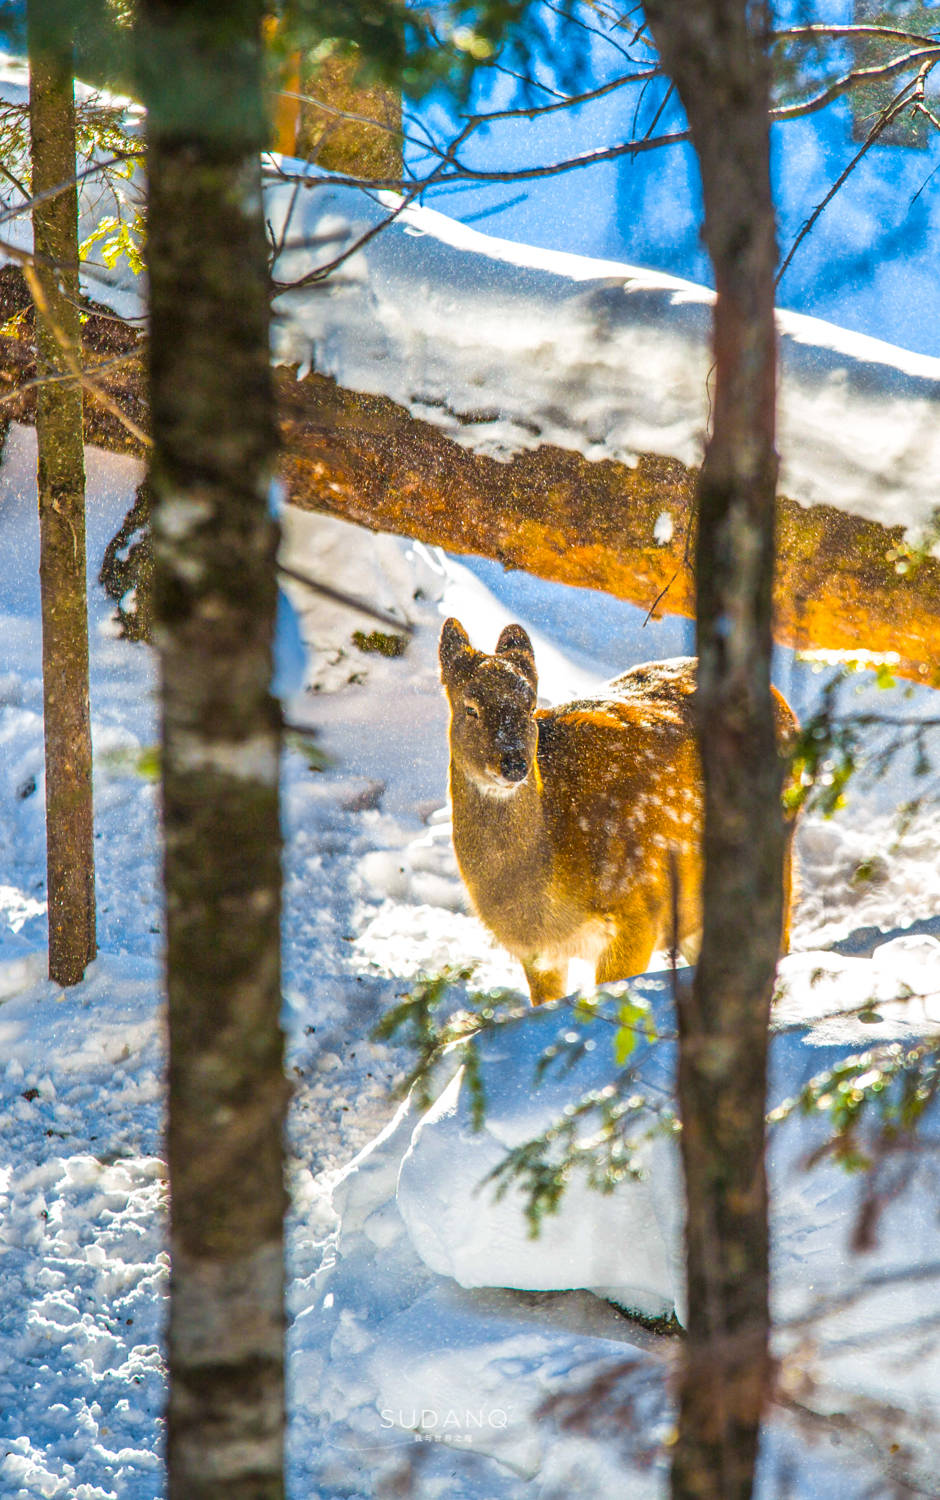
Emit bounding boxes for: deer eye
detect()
[464,702,480,719]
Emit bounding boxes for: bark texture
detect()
[643,4,781,1498]
[27,6,96,986]
[137,4,287,1497]
[6,289,930,687]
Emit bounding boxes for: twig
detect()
[776,67,928,287]
[276,561,414,634]
[0,152,140,230]
[0,345,144,409]
[22,260,151,449]
[770,44,940,124]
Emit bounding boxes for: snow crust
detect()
[269,177,940,543]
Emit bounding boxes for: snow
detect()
[396,1032,685,1323]
[268,177,940,545]
[0,403,937,1494]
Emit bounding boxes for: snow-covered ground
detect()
[1,417,939,1497]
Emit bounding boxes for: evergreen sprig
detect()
[769,1039,940,1173]
[375,970,670,1233]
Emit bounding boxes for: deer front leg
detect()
[523,959,568,1006]
[595,927,658,987]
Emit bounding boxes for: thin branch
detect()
[541,0,640,64]
[270,118,480,294]
[484,59,571,102]
[265,124,692,200]
[276,562,413,633]
[0,152,141,230]
[276,89,403,142]
[770,44,940,124]
[0,158,29,202]
[456,65,662,125]
[776,66,929,288]
[772,23,940,49]
[22,260,151,449]
[0,345,144,409]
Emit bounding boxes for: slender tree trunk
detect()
[136,5,287,1497]
[27,4,97,987]
[642,5,782,1498]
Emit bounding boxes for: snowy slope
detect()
[0,430,939,1494]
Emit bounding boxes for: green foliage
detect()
[613,992,657,1065]
[785,660,940,821]
[352,629,408,657]
[486,1082,677,1237]
[373,965,525,1122]
[786,692,861,818]
[375,970,672,1235]
[769,1040,940,1173]
[96,742,161,779]
[885,507,940,579]
[278,0,587,103]
[80,213,144,275]
[285,729,332,772]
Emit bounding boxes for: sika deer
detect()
[440,618,797,1005]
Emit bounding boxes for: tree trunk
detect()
[136,4,287,1497]
[642,4,781,1498]
[27,4,97,987]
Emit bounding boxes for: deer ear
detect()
[439,618,476,684]
[496,623,537,692]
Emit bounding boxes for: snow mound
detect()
[396,1014,683,1324]
[389,963,940,1354]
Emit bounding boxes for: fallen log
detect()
[279,368,940,689]
[1,265,937,687]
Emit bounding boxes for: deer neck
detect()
[449,756,552,943]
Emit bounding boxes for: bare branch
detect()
[776,65,930,287]
[276,561,414,633]
[21,259,150,449]
[770,43,940,124]
[0,151,141,230]
[456,65,663,125]
[0,344,144,410]
[773,23,940,50]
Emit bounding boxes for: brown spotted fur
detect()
[440,618,797,1005]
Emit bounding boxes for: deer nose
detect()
[500,753,528,782]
